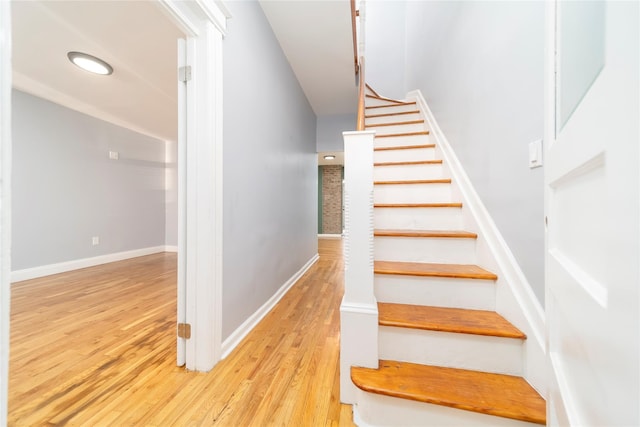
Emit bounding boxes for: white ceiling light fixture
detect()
[324,155,336,160]
[67,51,113,75]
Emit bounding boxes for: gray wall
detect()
[165,140,177,247]
[404,1,545,304]
[12,90,167,271]
[317,113,355,152]
[223,1,318,340]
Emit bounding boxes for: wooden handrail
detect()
[350,0,359,74]
[365,83,380,98]
[351,0,365,130]
[357,56,365,131]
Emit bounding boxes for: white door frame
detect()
[176,36,187,367]
[158,0,229,371]
[0,1,12,424]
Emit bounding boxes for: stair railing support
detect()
[340,129,378,404]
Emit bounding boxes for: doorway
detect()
[318,152,345,237]
[1,0,229,423]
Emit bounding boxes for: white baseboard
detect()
[352,404,369,427]
[220,253,320,359]
[318,234,342,239]
[11,246,168,283]
[164,245,179,253]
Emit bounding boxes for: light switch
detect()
[529,139,543,169]
[109,151,119,160]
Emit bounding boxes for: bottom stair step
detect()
[351,360,546,425]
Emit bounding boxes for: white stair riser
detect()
[374,183,453,204]
[366,112,422,125]
[365,98,397,107]
[374,134,431,148]
[366,97,408,107]
[374,163,444,181]
[374,207,464,230]
[374,275,496,310]
[367,123,426,135]
[379,327,523,376]
[354,390,541,427]
[366,103,418,114]
[374,236,476,264]
[374,147,436,163]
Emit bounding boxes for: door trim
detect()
[157,0,230,371]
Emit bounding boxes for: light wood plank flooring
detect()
[9,238,354,426]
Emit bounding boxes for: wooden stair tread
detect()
[366,120,424,128]
[378,303,525,339]
[351,361,546,425]
[374,203,463,208]
[366,101,417,110]
[374,160,441,166]
[374,179,451,185]
[365,110,420,118]
[374,144,435,151]
[374,260,496,280]
[374,229,477,238]
[376,131,430,138]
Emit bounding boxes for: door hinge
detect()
[179,65,192,82]
[177,323,191,339]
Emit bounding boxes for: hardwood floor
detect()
[8,238,354,426]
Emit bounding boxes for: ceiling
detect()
[318,151,344,165]
[11,1,184,142]
[11,0,357,143]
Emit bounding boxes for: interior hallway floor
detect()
[8,238,355,426]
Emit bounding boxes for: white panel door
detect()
[545,1,639,426]
[176,37,187,367]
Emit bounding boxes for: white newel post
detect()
[340,130,378,404]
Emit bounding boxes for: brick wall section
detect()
[322,165,343,234]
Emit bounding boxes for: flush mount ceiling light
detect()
[324,155,336,160]
[67,51,113,75]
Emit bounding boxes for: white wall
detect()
[365,0,406,99]
[404,1,545,304]
[317,113,355,152]
[12,90,167,271]
[222,1,318,341]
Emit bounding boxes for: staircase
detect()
[341,88,546,426]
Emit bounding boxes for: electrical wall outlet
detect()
[109,151,119,160]
[92,236,100,246]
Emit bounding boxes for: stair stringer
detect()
[408,89,547,396]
